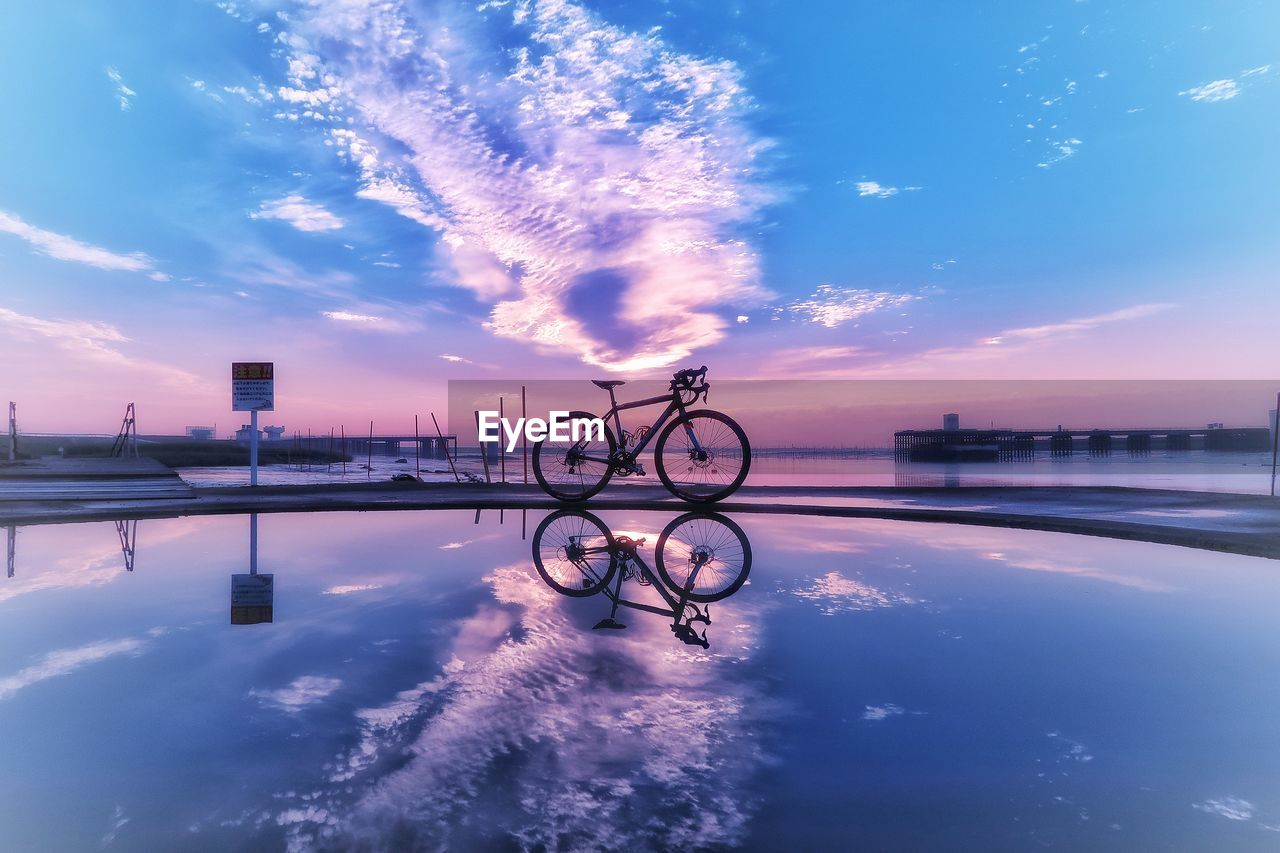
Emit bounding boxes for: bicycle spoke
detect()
[656,412,749,502]
[533,511,614,595]
[656,512,751,601]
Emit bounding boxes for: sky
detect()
[1,0,1278,436]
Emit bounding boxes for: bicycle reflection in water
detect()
[532,510,752,649]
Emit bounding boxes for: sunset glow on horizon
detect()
[2,1,1278,436]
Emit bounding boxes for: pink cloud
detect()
[272,0,778,371]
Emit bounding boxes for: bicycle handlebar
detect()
[671,365,710,403]
[671,365,708,387]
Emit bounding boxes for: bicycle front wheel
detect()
[532,410,616,501]
[654,410,750,502]
[655,512,752,602]
[532,510,617,596]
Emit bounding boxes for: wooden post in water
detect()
[1271,391,1279,497]
[499,397,506,484]
[431,413,460,482]
[415,414,421,480]
[328,428,334,473]
[367,420,373,478]
[475,410,491,483]
[341,425,347,475]
[521,386,528,484]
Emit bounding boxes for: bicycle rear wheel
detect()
[654,409,750,503]
[532,410,616,501]
[532,510,617,596]
[655,511,751,602]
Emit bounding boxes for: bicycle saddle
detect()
[593,617,627,630]
[591,380,626,389]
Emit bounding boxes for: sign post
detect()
[232,513,273,624]
[232,362,274,486]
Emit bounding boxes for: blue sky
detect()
[1,0,1277,432]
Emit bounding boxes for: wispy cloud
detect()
[980,303,1174,346]
[0,636,148,700]
[1036,137,1083,169]
[262,0,778,371]
[228,251,356,298]
[322,310,382,324]
[1180,79,1239,102]
[849,180,920,198]
[106,66,136,110]
[439,354,471,364]
[0,306,199,387]
[320,309,418,333]
[808,302,1176,378]
[250,194,344,232]
[1193,797,1254,821]
[0,210,156,273]
[1180,65,1271,103]
[783,285,916,328]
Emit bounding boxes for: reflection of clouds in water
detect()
[863,704,903,721]
[100,804,130,846]
[0,631,159,700]
[250,676,343,713]
[0,519,197,604]
[1045,731,1094,764]
[321,584,384,595]
[792,571,916,616]
[272,562,771,851]
[983,550,1175,593]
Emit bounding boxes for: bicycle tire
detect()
[532,509,617,596]
[654,409,751,503]
[655,511,752,602]
[532,410,616,501]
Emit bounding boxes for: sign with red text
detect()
[232,362,274,412]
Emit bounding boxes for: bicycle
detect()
[531,365,751,502]
[531,509,752,648]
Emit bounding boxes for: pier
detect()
[264,433,458,458]
[894,426,1271,462]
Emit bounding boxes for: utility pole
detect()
[6,402,15,461]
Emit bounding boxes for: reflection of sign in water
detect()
[231,573,274,624]
[232,362,274,412]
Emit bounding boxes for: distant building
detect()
[234,424,261,444]
[185,426,215,441]
[942,413,960,432]
[1207,422,1224,430]
[262,425,286,441]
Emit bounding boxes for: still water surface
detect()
[1,510,1277,850]
[177,451,1278,494]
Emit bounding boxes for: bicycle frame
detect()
[566,535,709,637]
[578,385,705,466]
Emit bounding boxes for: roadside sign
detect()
[231,573,274,624]
[232,362,274,412]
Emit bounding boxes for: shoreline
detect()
[3,481,1279,561]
